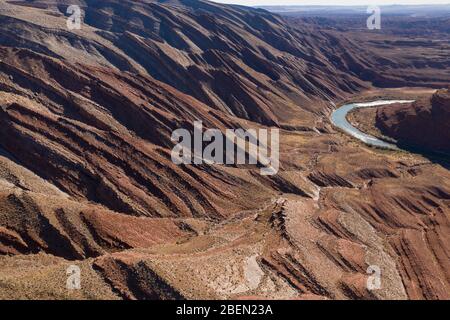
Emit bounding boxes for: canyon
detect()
[376,89,450,156]
[0,0,449,300]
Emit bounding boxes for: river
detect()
[331,100,415,150]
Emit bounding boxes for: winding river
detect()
[331,100,415,150]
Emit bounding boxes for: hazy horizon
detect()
[211,0,450,6]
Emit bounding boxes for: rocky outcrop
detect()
[0,0,449,301]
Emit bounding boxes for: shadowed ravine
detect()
[0,0,449,300]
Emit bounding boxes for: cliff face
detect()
[376,89,450,155]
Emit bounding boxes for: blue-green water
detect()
[331,100,415,150]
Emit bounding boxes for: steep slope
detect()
[0,0,367,126]
[0,1,449,300]
[376,89,450,155]
[0,46,293,219]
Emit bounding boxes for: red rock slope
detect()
[376,89,450,155]
[0,0,449,300]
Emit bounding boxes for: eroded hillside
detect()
[0,0,449,300]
